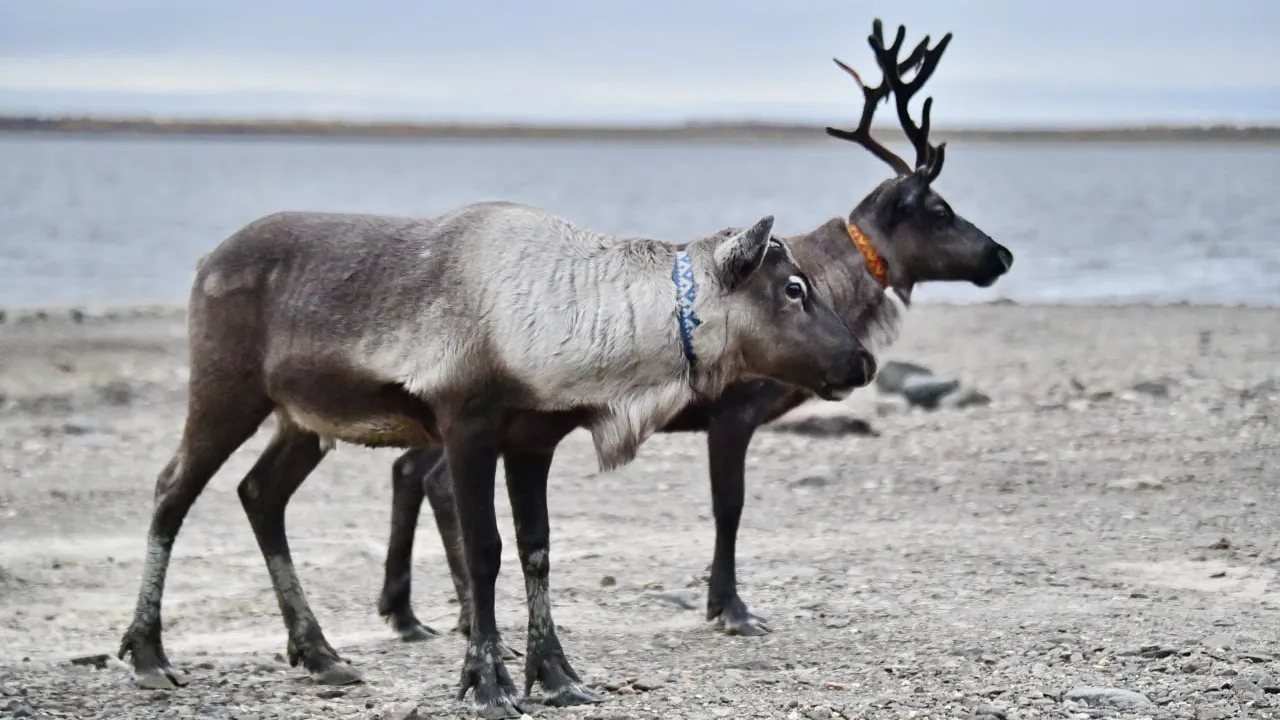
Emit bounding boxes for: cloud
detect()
[1,0,1276,123]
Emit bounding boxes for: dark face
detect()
[731,240,877,399]
[877,172,1014,288]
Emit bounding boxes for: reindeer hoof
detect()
[396,620,442,642]
[458,637,522,718]
[714,601,772,636]
[119,622,188,689]
[543,681,606,707]
[525,642,601,707]
[475,697,526,720]
[499,640,522,661]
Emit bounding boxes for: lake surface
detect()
[2,133,1278,308]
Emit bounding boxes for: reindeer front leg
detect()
[446,420,525,719]
[705,410,772,636]
[504,450,604,706]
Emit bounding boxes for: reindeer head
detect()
[686,216,876,400]
[826,20,1013,297]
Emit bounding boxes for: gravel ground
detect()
[1,302,1278,720]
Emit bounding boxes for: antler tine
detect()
[902,32,952,98]
[824,19,926,174]
[916,97,947,177]
[870,25,953,172]
[926,142,947,182]
[886,21,907,57]
[824,56,912,175]
[825,20,953,177]
[897,36,931,76]
[918,96,932,156]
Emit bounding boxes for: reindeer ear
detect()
[713,215,775,290]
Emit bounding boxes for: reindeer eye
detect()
[785,276,807,301]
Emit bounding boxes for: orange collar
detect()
[845,222,889,288]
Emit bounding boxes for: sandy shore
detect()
[1,301,1278,720]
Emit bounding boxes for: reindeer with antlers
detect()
[377,17,1014,663]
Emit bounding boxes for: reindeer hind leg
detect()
[378,447,446,642]
[236,418,360,685]
[119,364,273,689]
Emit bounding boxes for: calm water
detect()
[2,133,1279,308]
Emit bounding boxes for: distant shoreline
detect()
[3,298,1278,325]
[3,116,1280,144]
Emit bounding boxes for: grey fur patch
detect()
[132,535,170,626]
[265,553,317,639]
[198,202,793,472]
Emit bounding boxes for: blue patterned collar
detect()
[672,250,702,366]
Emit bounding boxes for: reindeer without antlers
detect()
[115,201,877,717]
[375,19,1015,653]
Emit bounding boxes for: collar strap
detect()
[672,250,702,365]
[846,222,889,289]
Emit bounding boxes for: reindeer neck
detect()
[785,217,908,348]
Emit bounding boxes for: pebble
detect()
[1233,679,1264,698]
[647,588,698,610]
[901,375,961,409]
[974,687,1007,698]
[381,704,421,720]
[67,653,110,669]
[1242,670,1276,687]
[1181,659,1210,673]
[1132,379,1172,398]
[1202,634,1234,650]
[1107,475,1165,491]
[96,380,136,407]
[788,475,831,489]
[632,676,665,691]
[5,699,36,718]
[728,659,778,671]
[873,360,934,394]
[943,387,992,409]
[770,415,877,437]
[1063,686,1152,709]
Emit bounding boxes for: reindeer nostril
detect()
[996,247,1014,270]
[860,351,877,382]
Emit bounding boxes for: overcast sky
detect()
[1,0,1276,126]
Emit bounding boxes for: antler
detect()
[826,19,952,182]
